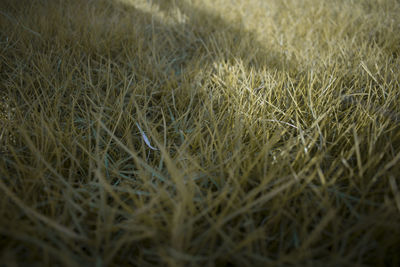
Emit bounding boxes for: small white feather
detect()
[136,122,158,150]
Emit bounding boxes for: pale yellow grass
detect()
[0,0,399,266]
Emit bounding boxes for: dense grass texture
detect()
[1,0,400,266]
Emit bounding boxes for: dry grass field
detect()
[1,0,400,266]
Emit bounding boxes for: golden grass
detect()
[1,0,400,265]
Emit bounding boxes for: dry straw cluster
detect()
[1,0,400,266]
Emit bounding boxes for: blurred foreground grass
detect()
[1,0,400,266]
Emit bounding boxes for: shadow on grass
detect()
[108,0,295,79]
[0,0,298,174]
